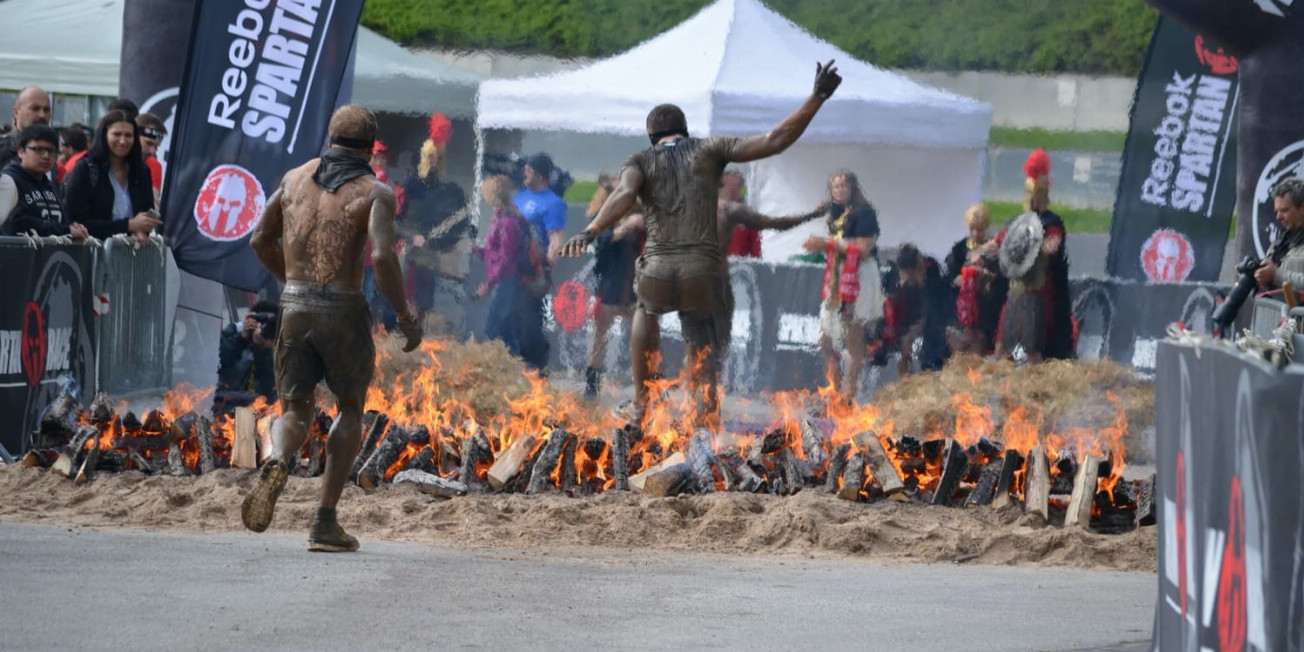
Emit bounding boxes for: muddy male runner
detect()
[562,60,842,428]
[243,105,421,552]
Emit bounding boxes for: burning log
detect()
[559,434,579,495]
[437,430,462,477]
[860,432,905,498]
[1050,455,1077,495]
[256,415,278,465]
[89,391,115,424]
[167,442,190,477]
[719,451,764,493]
[141,409,168,434]
[392,469,467,498]
[800,418,828,469]
[349,412,389,483]
[837,454,866,502]
[965,463,1003,508]
[641,460,694,497]
[930,439,968,507]
[507,440,546,494]
[990,450,1025,510]
[358,425,412,490]
[121,411,142,431]
[1135,475,1156,527]
[231,407,258,469]
[527,429,573,495]
[487,434,538,491]
[51,425,97,479]
[74,437,100,486]
[1064,455,1102,529]
[21,450,56,468]
[459,431,493,492]
[1024,446,1051,521]
[404,448,437,474]
[37,389,82,449]
[610,426,632,491]
[95,450,127,474]
[823,444,851,493]
[195,416,216,475]
[127,448,154,474]
[776,449,806,495]
[686,429,717,493]
[168,412,198,444]
[630,451,685,493]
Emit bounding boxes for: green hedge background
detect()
[361,0,1159,76]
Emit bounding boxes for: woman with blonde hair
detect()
[943,203,1006,354]
[803,169,883,400]
[475,174,531,358]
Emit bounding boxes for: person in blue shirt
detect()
[513,153,568,262]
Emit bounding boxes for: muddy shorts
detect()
[274,282,375,402]
[635,252,733,358]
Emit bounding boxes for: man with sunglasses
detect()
[0,124,87,240]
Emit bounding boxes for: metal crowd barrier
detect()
[95,235,172,395]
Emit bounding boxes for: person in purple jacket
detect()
[476,175,529,357]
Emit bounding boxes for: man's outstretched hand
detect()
[561,230,597,258]
[814,59,841,100]
[397,312,423,353]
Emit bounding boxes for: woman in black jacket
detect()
[62,110,160,242]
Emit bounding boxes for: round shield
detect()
[999,212,1045,279]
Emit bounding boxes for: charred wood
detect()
[195,416,216,475]
[800,418,828,469]
[392,469,467,498]
[965,463,1002,507]
[719,451,764,493]
[837,455,866,502]
[141,409,167,434]
[990,450,1025,510]
[1136,475,1157,527]
[931,439,968,507]
[127,447,154,474]
[167,442,190,477]
[686,429,717,493]
[777,449,807,495]
[508,439,546,494]
[459,432,493,492]
[560,434,579,495]
[74,437,100,486]
[169,412,197,444]
[861,433,905,497]
[89,391,115,424]
[51,425,97,479]
[487,434,538,492]
[37,389,82,449]
[95,450,127,474]
[121,411,143,431]
[823,444,851,493]
[527,429,573,495]
[921,439,945,463]
[22,449,56,468]
[404,448,437,474]
[759,429,785,455]
[610,426,631,491]
[349,412,389,483]
[358,425,412,490]
[1024,446,1051,521]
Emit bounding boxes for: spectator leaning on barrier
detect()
[1254,177,1304,292]
[57,123,88,184]
[0,86,52,169]
[0,124,87,241]
[62,110,160,244]
[212,301,279,419]
[136,112,167,203]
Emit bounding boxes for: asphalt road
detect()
[0,523,1154,652]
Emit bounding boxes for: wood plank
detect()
[1024,445,1051,521]
[837,454,866,502]
[930,439,968,507]
[231,407,258,469]
[392,469,467,498]
[800,418,828,469]
[822,444,851,493]
[195,416,216,475]
[486,434,538,491]
[1064,455,1102,529]
[629,452,685,493]
[686,429,717,493]
[990,450,1025,510]
[640,463,694,497]
[860,432,904,496]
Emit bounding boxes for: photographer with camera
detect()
[212,300,279,419]
[1215,178,1304,334]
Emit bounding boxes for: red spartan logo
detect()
[552,280,591,334]
[1141,229,1196,283]
[1195,35,1239,75]
[20,301,46,388]
[1217,475,1247,652]
[194,164,266,242]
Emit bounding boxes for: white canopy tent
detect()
[476,0,993,259]
[0,0,483,117]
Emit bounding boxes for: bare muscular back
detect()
[278,158,378,290]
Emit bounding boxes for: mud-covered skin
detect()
[626,137,745,260]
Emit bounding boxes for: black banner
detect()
[1107,17,1239,283]
[0,241,97,457]
[162,0,365,291]
[1155,340,1304,650]
[120,0,197,195]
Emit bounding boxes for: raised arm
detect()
[728,60,842,163]
[561,165,644,257]
[250,187,286,282]
[368,183,422,351]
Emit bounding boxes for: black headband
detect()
[139,127,163,140]
[648,129,688,145]
[331,135,374,150]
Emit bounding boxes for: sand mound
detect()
[0,466,1155,571]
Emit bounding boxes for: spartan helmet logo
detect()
[193,164,266,242]
[1141,228,1195,282]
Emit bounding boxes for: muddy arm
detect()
[250,187,287,282]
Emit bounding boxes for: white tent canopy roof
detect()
[477,0,992,148]
[0,0,483,117]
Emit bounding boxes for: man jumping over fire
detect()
[243,105,422,552]
[561,60,842,428]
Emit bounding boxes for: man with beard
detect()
[562,61,842,427]
[244,105,421,552]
